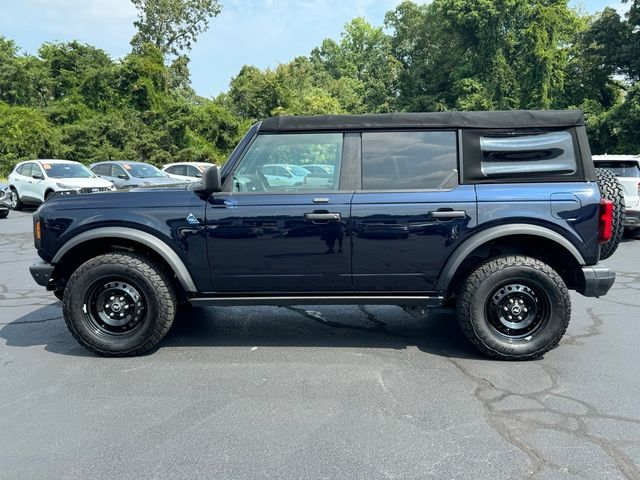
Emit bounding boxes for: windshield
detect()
[595,162,640,178]
[44,163,95,179]
[123,163,166,178]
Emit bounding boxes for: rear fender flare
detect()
[435,224,586,292]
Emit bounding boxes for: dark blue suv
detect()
[29,110,619,359]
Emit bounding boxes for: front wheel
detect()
[10,188,23,210]
[62,252,176,356]
[456,255,571,360]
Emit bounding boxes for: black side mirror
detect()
[32,173,44,180]
[194,165,222,197]
[117,174,129,180]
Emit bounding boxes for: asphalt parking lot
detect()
[1,209,639,480]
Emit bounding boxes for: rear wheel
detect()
[596,168,625,260]
[457,255,571,360]
[9,188,23,210]
[62,252,176,356]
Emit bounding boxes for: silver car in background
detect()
[90,161,181,190]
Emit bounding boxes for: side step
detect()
[189,295,444,307]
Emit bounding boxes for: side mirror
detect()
[195,165,222,197]
[117,174,129,180]
[32,173,44,180]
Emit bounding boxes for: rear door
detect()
[351,130,477,292]
[205,132,355,293]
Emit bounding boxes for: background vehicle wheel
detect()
[9,188,23,210]
[456,255,571,360]
[62,252,176,356]
[0,210,8,219]
[596,167,625,260]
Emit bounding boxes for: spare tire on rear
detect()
[596,167,625,260]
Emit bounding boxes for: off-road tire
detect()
[457,255,571,361]
[10,187,24,210]
[596,168,625,260]
[62,252,176,356]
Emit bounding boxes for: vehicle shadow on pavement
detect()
[0,303,484,360]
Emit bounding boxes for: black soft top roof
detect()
[259,110,584,132]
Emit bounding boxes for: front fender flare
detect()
[435,224,586,292]
[52,227,198,293]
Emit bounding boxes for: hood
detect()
[53,177,113,189]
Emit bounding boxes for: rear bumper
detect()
[30,258,55,287]
[579,265,616,298]
[624,208,640,229]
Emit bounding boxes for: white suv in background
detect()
[8,159,114,209]
[162,162,213,182]
[593,155,640,233]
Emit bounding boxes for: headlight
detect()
[56,183,76,190]
[109,185,116,191]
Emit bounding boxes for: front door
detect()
[205,132,352,293]
[351,130,477,292]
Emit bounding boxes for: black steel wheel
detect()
[63,252,176,356]
[457,255,571,360]
[485,283,550,340]
[83,278,147,338]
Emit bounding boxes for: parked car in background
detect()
[90,161,180,190]
[162,162,213,182]
[593,155,640,233]
[261,163,310,187]
[8,159,114,209]
[0,184,11,218]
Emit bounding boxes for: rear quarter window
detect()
[462,128,583,183]
[361,131,458,190]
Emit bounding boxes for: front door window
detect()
[231,133,342,192]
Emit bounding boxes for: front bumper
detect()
[30,258,55,287]
[580,265,616,298]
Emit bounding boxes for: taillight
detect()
[35,220,41,241]
[637,181,640,196]
[598,199,613,244]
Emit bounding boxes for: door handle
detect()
[428,209,466,220]
[304,212,341,221]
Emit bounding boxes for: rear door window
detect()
[361,131,458,190]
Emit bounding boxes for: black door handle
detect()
[304,212,341,221]
[429,209,466,219]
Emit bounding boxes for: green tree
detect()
[0,103,65,176]
[130,0,222,57]
[311,17,400,112]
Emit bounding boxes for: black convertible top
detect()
[259,110,584,132]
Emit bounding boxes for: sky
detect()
[0,0,630,98]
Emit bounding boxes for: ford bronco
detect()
[29,110,620,359]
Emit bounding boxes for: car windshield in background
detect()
[124,163,165,178]
[595,162,640,178]
[45,163,94,179]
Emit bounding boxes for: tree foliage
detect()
[130,0,222,56]
[0,0,639,177]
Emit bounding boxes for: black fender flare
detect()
[435,224,586,292]
[52,227,198,293]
